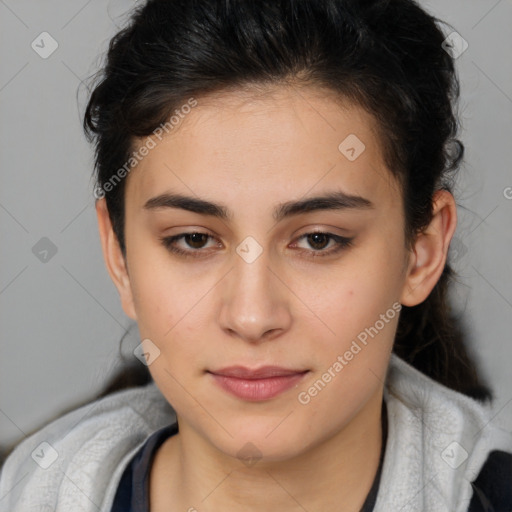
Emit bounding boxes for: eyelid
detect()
[159,228,354,259]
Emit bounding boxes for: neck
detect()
[150,390,386,512]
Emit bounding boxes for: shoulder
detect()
[0,382,175,512]
[385,352,508,440]
[378,353,512,510]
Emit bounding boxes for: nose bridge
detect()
[219,238,290,342]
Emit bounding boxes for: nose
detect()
[218,246,292,344]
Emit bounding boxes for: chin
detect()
[206,418,310,464]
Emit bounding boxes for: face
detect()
[97,85,442,463]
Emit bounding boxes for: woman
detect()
[1,0,511,510]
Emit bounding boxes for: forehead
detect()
[125,85,400,213]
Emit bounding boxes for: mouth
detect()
[207,366,310,401]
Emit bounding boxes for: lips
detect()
[208,366,309,401]
[211,366,307,379]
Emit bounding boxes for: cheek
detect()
[299,256,401,335]
[291,240,404,378]
[129,269,170,337]
[128,257,213,378]
[127,243,197,336]
[293,263,399,430]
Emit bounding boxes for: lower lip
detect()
[210,372,308,401]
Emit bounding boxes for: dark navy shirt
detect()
[111,406,388,512]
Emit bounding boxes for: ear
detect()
[400,189,457,307]
[95,198,137,320]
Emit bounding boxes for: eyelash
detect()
[159,231,354,259]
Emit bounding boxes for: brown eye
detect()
[160,231,219,258]
[306,233,330,250]
[183,233,209,249]
[291,232,354,258]
[160,231,353,260]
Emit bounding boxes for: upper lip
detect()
[208,366,309,379]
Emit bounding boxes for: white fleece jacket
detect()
[0,353,511,512]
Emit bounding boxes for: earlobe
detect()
[400,189,457,307]
[95,198,137,320]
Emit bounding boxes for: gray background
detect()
[1,0,511,453]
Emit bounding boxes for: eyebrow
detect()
[143,190,373,222]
